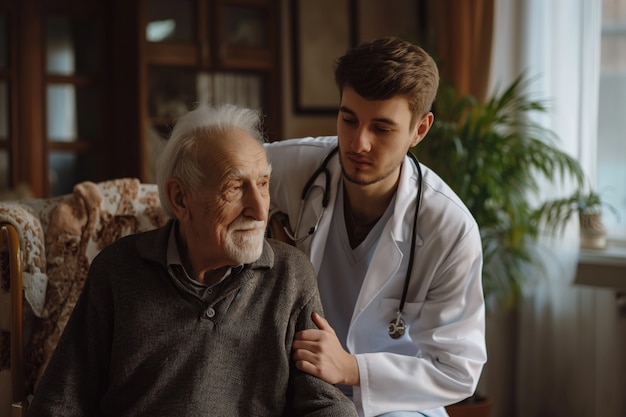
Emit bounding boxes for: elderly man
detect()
[27,104,357,417]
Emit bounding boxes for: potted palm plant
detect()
[412,74,587,416]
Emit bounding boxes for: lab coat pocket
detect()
[378,298,424,351]
[380,297,424,320]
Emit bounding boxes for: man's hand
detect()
[292,312,360,386]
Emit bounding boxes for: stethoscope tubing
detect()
[398,152,422,316]
[282,146,423,339]
[282,147,338,243]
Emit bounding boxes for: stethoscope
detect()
[281,146,423,340]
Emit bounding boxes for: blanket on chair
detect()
[22,178,168,395]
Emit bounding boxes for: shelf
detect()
[145,42,200,67]
[574,241,626,290]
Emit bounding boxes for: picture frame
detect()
[217,0,274,69]
[291,0,354,114]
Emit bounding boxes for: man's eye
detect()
[342,117,357,125]
[227,185,243,195]
[374,125,391,133]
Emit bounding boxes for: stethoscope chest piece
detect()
[388,312,406,339]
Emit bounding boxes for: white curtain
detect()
[487,1,622,417]
[490,1,600,170]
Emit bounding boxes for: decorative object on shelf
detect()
[218,2,274,69]
[536,189,621,250]
[579,209,607,249]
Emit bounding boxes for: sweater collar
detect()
[136,219,275,271]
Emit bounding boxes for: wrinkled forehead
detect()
[196,128,262,158]
[198,130,270,182]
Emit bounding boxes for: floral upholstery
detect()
[0,178,169,413]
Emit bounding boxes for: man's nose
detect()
[351,128,372,153]
[243,186,268,221]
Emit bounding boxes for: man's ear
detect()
[411,112,434,147]
[166,178,188,219]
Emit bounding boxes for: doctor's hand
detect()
[292,312,360,386]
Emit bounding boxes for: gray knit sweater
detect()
[27,221,357,417]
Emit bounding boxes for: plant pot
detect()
[579,211,607,249]
[445,395,492,417]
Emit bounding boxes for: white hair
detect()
[155,103,266,218]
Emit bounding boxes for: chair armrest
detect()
[1,223,25,410]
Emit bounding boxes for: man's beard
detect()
[340,155,402,187]
[225,219,266,264]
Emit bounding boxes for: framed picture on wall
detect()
[291,0,424,114]
[291,0,353,114]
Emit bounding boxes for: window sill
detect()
[575,239,626,290]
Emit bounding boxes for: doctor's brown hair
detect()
[334,36,440,129]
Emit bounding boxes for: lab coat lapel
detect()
[351,156,423,324]
[352,230,403,320]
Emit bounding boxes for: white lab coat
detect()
[265,136,486,417]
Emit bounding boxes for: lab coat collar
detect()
[390,155,424,247]
[304,151,424,273]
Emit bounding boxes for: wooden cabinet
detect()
[0,0,112,197]
[0,0,281,196]
[0,2,17,193]
[140,0,281,182]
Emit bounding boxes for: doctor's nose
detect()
[351,129,372,153]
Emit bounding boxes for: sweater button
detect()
[205,308,216,318]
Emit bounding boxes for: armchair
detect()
[0,178,169,416]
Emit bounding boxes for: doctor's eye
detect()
[372,124,393,133]
[341,116,358,126]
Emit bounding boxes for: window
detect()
[597,0,626,239]
[489,1,626,243]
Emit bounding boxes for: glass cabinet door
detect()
[142,0,278,182]
[45,16,101,196]
[145,65,263,181]
[148,66,262,122]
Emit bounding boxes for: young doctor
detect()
[265,37,487,417]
